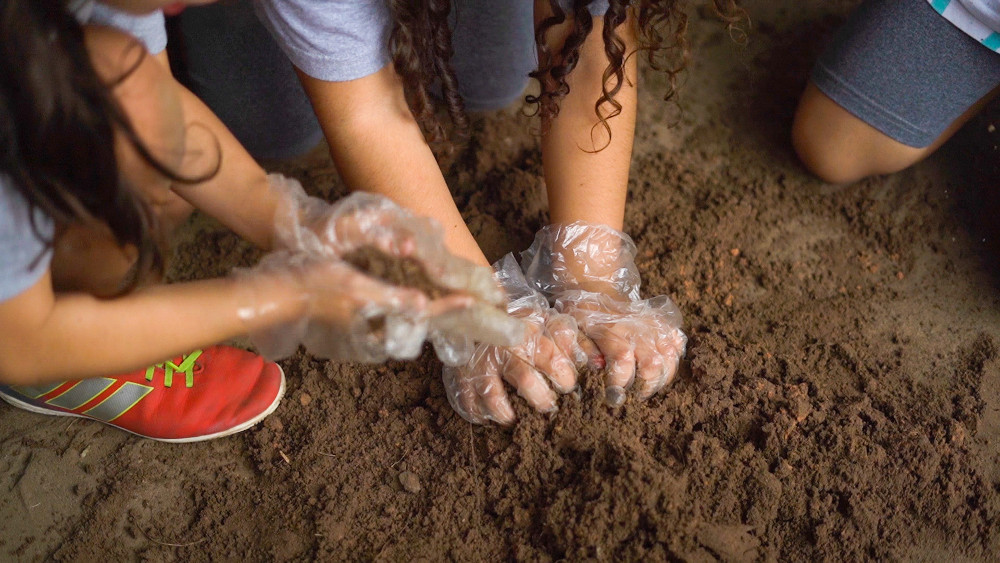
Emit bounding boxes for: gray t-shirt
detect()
[253,0,609,83]
[0,177,54,302]
[253,0,391,82]
[73,0,167,54]
[1,2,166,302]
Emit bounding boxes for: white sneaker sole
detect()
[0,366,286,444]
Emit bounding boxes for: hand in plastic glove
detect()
[236,251,473,362]
[267,174,523,364]
[521,223,687,407]
[442,255,586,425]
[269,174,503,305]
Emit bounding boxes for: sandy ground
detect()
[4,0,1000,560]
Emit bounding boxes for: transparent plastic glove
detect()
[269,174,503,305]
[521,222,687,406]
[267,174,523,363]
[442,254,585,425]
[235,250,466,362]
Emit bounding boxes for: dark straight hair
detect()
[0,0,218,293]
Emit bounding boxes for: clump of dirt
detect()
[342,247,451,299]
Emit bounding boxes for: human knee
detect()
[792,82,929,184]
[791,89,874,184]
[791,110,868,184]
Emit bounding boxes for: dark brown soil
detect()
[342,247,451,300]
[4,1,1000,560]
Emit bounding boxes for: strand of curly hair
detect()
[388,0,469,153]
[529,0,746,146]
[388,1,746,152]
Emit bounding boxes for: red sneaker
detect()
[0,346,285,443]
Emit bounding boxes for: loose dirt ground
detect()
[4,1,1000,560]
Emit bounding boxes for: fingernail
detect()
[590,353,606,370]
[605,385,626,407]
[495,402,516,425]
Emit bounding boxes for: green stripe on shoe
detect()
[83,382,153,422]
[931,0,950,14]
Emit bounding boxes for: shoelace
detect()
[145,350,203,388]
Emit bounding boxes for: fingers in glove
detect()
[590,326,636,407]
[577,331,605,370]
[425,294,475,317]
[531,332,578,393]
[637,328,685,399]
[310,268,429,327]
[354,280,428,316]
[634,339,669,400]
[445,367,491,425]
[473,366,517,425]
[501,354,559,414]
[546,315,589,370]
[638,348,681,400]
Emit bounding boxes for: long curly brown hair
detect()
[387,0,469,152]
[387,0,745,149]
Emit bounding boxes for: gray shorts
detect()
[172,0,609,158]
[812,0,1000,148]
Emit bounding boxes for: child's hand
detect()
[240,174,526,365]
[269,174,504,306]
[555,291,686,405]
[442,255,583,425]
[521,223,687,406]
[237,252,473,362]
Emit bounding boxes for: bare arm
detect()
[105,40,283,251]
[295,64,490,267]
[535,5,638,295]
[536,5,638,232]
[167,80,283,250]
[0,271,305,385]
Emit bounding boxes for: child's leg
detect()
[168,2,322,159]
[792,0,1000,184]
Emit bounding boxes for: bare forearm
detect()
[539,11,638,230]
[169,80,283,250]
[296,65,489,267]
[0,275,305,384]
[149,50,281,250]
